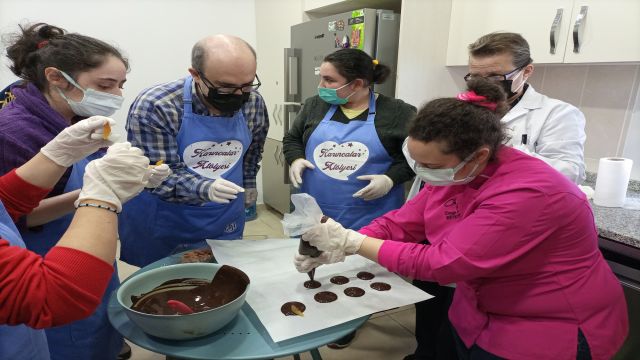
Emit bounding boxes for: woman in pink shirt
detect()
[297,79,628,359]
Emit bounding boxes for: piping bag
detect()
[281,193,325,281]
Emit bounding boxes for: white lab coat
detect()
[404,85,587,199]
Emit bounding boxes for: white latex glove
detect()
[208,178,244,204]
[353,174,394,201]
[76,142,150,212]
[41,116,116,167]
[145,164,171,188]
[289,158,315,188]
[293,250,346,273]
[302,218,366,254]
[244,188,258,207]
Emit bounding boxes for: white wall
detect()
[0,0,266,201]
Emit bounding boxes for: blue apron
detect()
[21,158,123,360]
[0,201,50,360]
[301,91,404,230]
[119,76,251,267]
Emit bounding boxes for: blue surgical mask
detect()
[317,81,355,105]
[414,152,479,186]
[56,70,124,117]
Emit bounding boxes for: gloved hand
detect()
[353,174,394,200]
[293,250,346,273]
[76,142,150,212]
[145,164,171,188]
[302,218,366,254]
[289,158,315,188]
[41,116,116,167]
[208,178,244,204]
[244,188,258,208]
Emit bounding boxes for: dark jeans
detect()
[411,279,457,360]
[452,327,592,360]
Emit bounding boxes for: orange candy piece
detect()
[102,123,111,140]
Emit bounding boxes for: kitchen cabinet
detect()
[446,0,640,66]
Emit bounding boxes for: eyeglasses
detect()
[199,73,261,94]
[463,66,524,82]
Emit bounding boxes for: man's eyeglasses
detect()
[464,66,524,82]
[199,73,261,94]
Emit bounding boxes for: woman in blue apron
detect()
[0,122,155,360]
[0,23,128,360]
[283,48,416,231]
[0,202,50,360]
[282,48,416,347]
[119,75,251,267]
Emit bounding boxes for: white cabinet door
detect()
[446,0,574,65]
[563,0,640,63]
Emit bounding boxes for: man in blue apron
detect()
[119,35,269,267]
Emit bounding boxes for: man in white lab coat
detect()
[403,32,587,360]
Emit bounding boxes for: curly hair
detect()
[4,23,129,91]
[408,78,510,161]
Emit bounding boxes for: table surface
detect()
[108,254,370,360]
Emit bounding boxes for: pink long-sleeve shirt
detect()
[359,146,628,360]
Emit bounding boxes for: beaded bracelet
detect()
[76,202,119,214]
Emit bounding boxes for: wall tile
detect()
[582,65,637,110]
[537,64,589,107]
[582,106,628,159]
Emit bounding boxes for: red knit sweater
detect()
[0,169,114,329]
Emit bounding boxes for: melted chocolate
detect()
[314,291,338,303]
[130,265,249,315]
[370,282,391,291]
[304,280,321,289]
[357,271,375,280]
[281,301,306,316]
[344,287,365,297]
[180,248,214,263]
[330,276,349,285]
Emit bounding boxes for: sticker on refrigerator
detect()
[328,21,336,32]
[336,20,345,31]
[314,67,320,76]
[348,16,364,25]
[349,9,365,50]
[341,35,350,48]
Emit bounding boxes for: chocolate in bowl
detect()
[130,265,249,315]
[117,263,251,340]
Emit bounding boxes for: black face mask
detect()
[203,87,250,114]
[499,79,518,98]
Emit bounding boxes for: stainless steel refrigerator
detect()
[263,8,401,214]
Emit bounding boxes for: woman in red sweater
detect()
[0,117,168,359]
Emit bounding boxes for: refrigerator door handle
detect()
[284,48,301,103]
[283,103,302,133]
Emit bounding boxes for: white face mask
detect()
[56,71,124,117]
[414,152,479,186]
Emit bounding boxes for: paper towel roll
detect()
[593,157,633,207]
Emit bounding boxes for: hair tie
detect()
[456,90,497,111]
[37,40,49,49]
[372,59,379,66]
